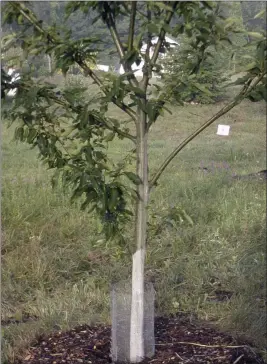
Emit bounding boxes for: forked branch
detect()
[150,2,179,66]
[104,3,139,88]
[140,3,152,89]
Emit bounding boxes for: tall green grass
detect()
[1,96,266,362]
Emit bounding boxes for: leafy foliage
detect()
[160,2,251,104]
[161,43,228,104]
[2,74,136,243]
[229,9,267,102]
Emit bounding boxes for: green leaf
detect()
[162,23,172,34]
[104,132,115,142]
[17,14,24,25]
[194,83,213,96]
[153,84,162,92]
[127,85,146,97]
[146,102,156,121]
[163,105,172,115]
[220,37,232,45]
[27,128,38,143]
[15,127,24,141]
[124,172,142,185]
[254,9,266,19]
[243,62,257,72]
[147,23,159,34]
[80,107,90,128]
[108,188,119,211]
[83,146,94,164]
[247,32,264,40]
[81,201,97,212]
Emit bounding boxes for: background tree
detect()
[240,1,266,33]
[2,1,266,362]
[226,1,266,71]
[229,5,267,102]
[161,2,266,105]
[160,34,229,104]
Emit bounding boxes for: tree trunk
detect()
[130,106,149,363]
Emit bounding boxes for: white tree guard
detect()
[111,266,155,363]
[130,249,145,362]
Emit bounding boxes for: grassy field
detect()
[1,87,266,362]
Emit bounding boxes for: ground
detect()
[13,314,265,364]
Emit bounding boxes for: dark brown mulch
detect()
[14,314,265,364]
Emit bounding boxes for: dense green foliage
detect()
[160,2,266,104]
[161,40,228,104]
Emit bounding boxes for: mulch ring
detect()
[14,313,265,364]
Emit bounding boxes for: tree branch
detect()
[76,59,136,120]
[105,5,139,88]
[128,2,137,53]
[14,78,137,143]
[107,16,125,60]
[45,90,137,143]
[12,2,137,122]
[141,1,179,122]
[148,71,266,191]
[141,3,152,90]
[150,2,179,66]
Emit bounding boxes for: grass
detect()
[1,84,266,363]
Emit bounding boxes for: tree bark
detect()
[130,105,149,363]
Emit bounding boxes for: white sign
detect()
[217,124,230,136]
[96,64,109,72]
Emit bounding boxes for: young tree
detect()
[2,1,266,362]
